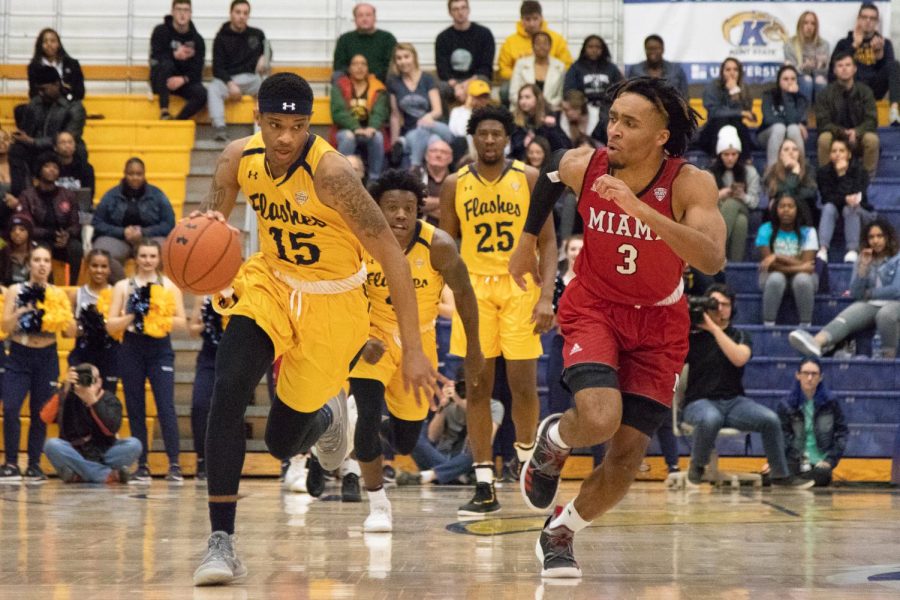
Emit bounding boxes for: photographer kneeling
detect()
[41,364,142,483]
[683,284,813,489]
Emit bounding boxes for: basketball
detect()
[163,216,242,295]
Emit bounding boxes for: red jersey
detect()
[574,148,686,306]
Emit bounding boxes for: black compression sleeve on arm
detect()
[523,149,569,236]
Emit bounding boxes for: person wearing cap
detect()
[9,64,86,197]
[708,125,760,262]
[447,78,493,159]
[16,152,81,284]
[435,0,495,102]
[330,53,389,182]
[0,214,35,287]
[509,31,567,112]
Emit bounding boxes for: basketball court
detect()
[2,479,898,598]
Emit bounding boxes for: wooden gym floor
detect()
[1,479,899,599]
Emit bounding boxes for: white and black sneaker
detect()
[193,531,248,586]
[128,465,152,485]
[315,389,350,471]
[788,330,822,358]
[0,464,22,483]
[535,509,582,578]
[24,465,47,484]
[166,465,184,484]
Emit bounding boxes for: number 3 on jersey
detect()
[616,243,637,275]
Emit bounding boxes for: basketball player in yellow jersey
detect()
[191,73,437,587]
[439,105,558,515]
[348,169,484,532]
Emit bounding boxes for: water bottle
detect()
[872,333,883,359]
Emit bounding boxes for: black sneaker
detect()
[341,473,362,502]
[128,465,152,485]
[166,465,184,484]
[0,464,22,483]
[687,463,704,486]
[306,455,325,498]
[499,457,521,483]
[395,470,422,486]
[521,414,570,512]
[535,509,582,578]
[771,475,815,490]
[24,465,47,483]
[279,459,290,482]
[382,464,396,485]
[196,460,207,482]
[458,482,501,516]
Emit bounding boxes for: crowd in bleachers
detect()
[0,0,897,488]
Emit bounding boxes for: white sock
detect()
[549,500,590,533]
[474,464,494,484]
[548,423,570,449]
[420,470,436,484]
[366,486,388,506]
[514,442,535,463]
[340,459,361,478]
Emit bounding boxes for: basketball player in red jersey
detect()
[508,77,726,578]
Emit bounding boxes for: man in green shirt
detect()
[777,357,849,486]
[333,3,398,83]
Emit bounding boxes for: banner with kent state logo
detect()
[623,0,891,84]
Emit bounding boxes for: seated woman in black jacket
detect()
[28,28,85,101]
[816,135,874,263]
[509,84,571,161]
[91,158,175,282]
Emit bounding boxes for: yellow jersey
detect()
[365,220,443,333]
[454,159,530,275]
[237,132,363,281]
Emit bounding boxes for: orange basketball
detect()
[163,216,242,294]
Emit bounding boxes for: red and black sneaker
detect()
[520,414,570,512]
[535,506,582,578]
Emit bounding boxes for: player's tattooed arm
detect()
[316,153,388,240]
[199,140,243,219]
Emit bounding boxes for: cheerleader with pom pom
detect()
[106,239,185,483]
[0,245,74,482]
[67,249,119,392]
[188,296,228,481]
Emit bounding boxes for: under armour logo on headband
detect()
[283,102,295,110]
[258,98,313,115]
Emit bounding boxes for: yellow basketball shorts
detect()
[217,255,369,412]
[350,326,437,422]
[449,272,542,360]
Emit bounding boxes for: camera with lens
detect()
[688,295,719,328]
[74,364,95,387]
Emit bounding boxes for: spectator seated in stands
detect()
[777,358,848,487]
[0,129,18,230]
[333,2,397,84]
[830,2,900,126]
[9,65,86,196]
[510,32,566,112]
[498,1,573,104]
[395,371,504,486]
[0,215,35,287]
[816,135,874,263]
[411,137,453,226]
[447,78,493,159]
[764,138,818,221]
[28,28,84,102]
[709,126,760,263]
[41,364,142,484]
[509,84,570,160]
[816,51,879,179]
[565,35,622,145]
[386,43,454,169]
[758,65,809,170]
[149,0,207,121]
[54,131,94,197]
[756,194,819,327]
[525,135,550,170]
[209,0,270,142]
[17,153,81,284]
[790,218,900,359]
[784,11,830,105]
[559,89,600,149]
[331,54,388,182]
[682,283,813,488]
[435,0,495,103]
[625,34,687,99]
[91,158,175,283]
[696,57,757,160]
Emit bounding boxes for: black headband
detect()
[258,98,313,115]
